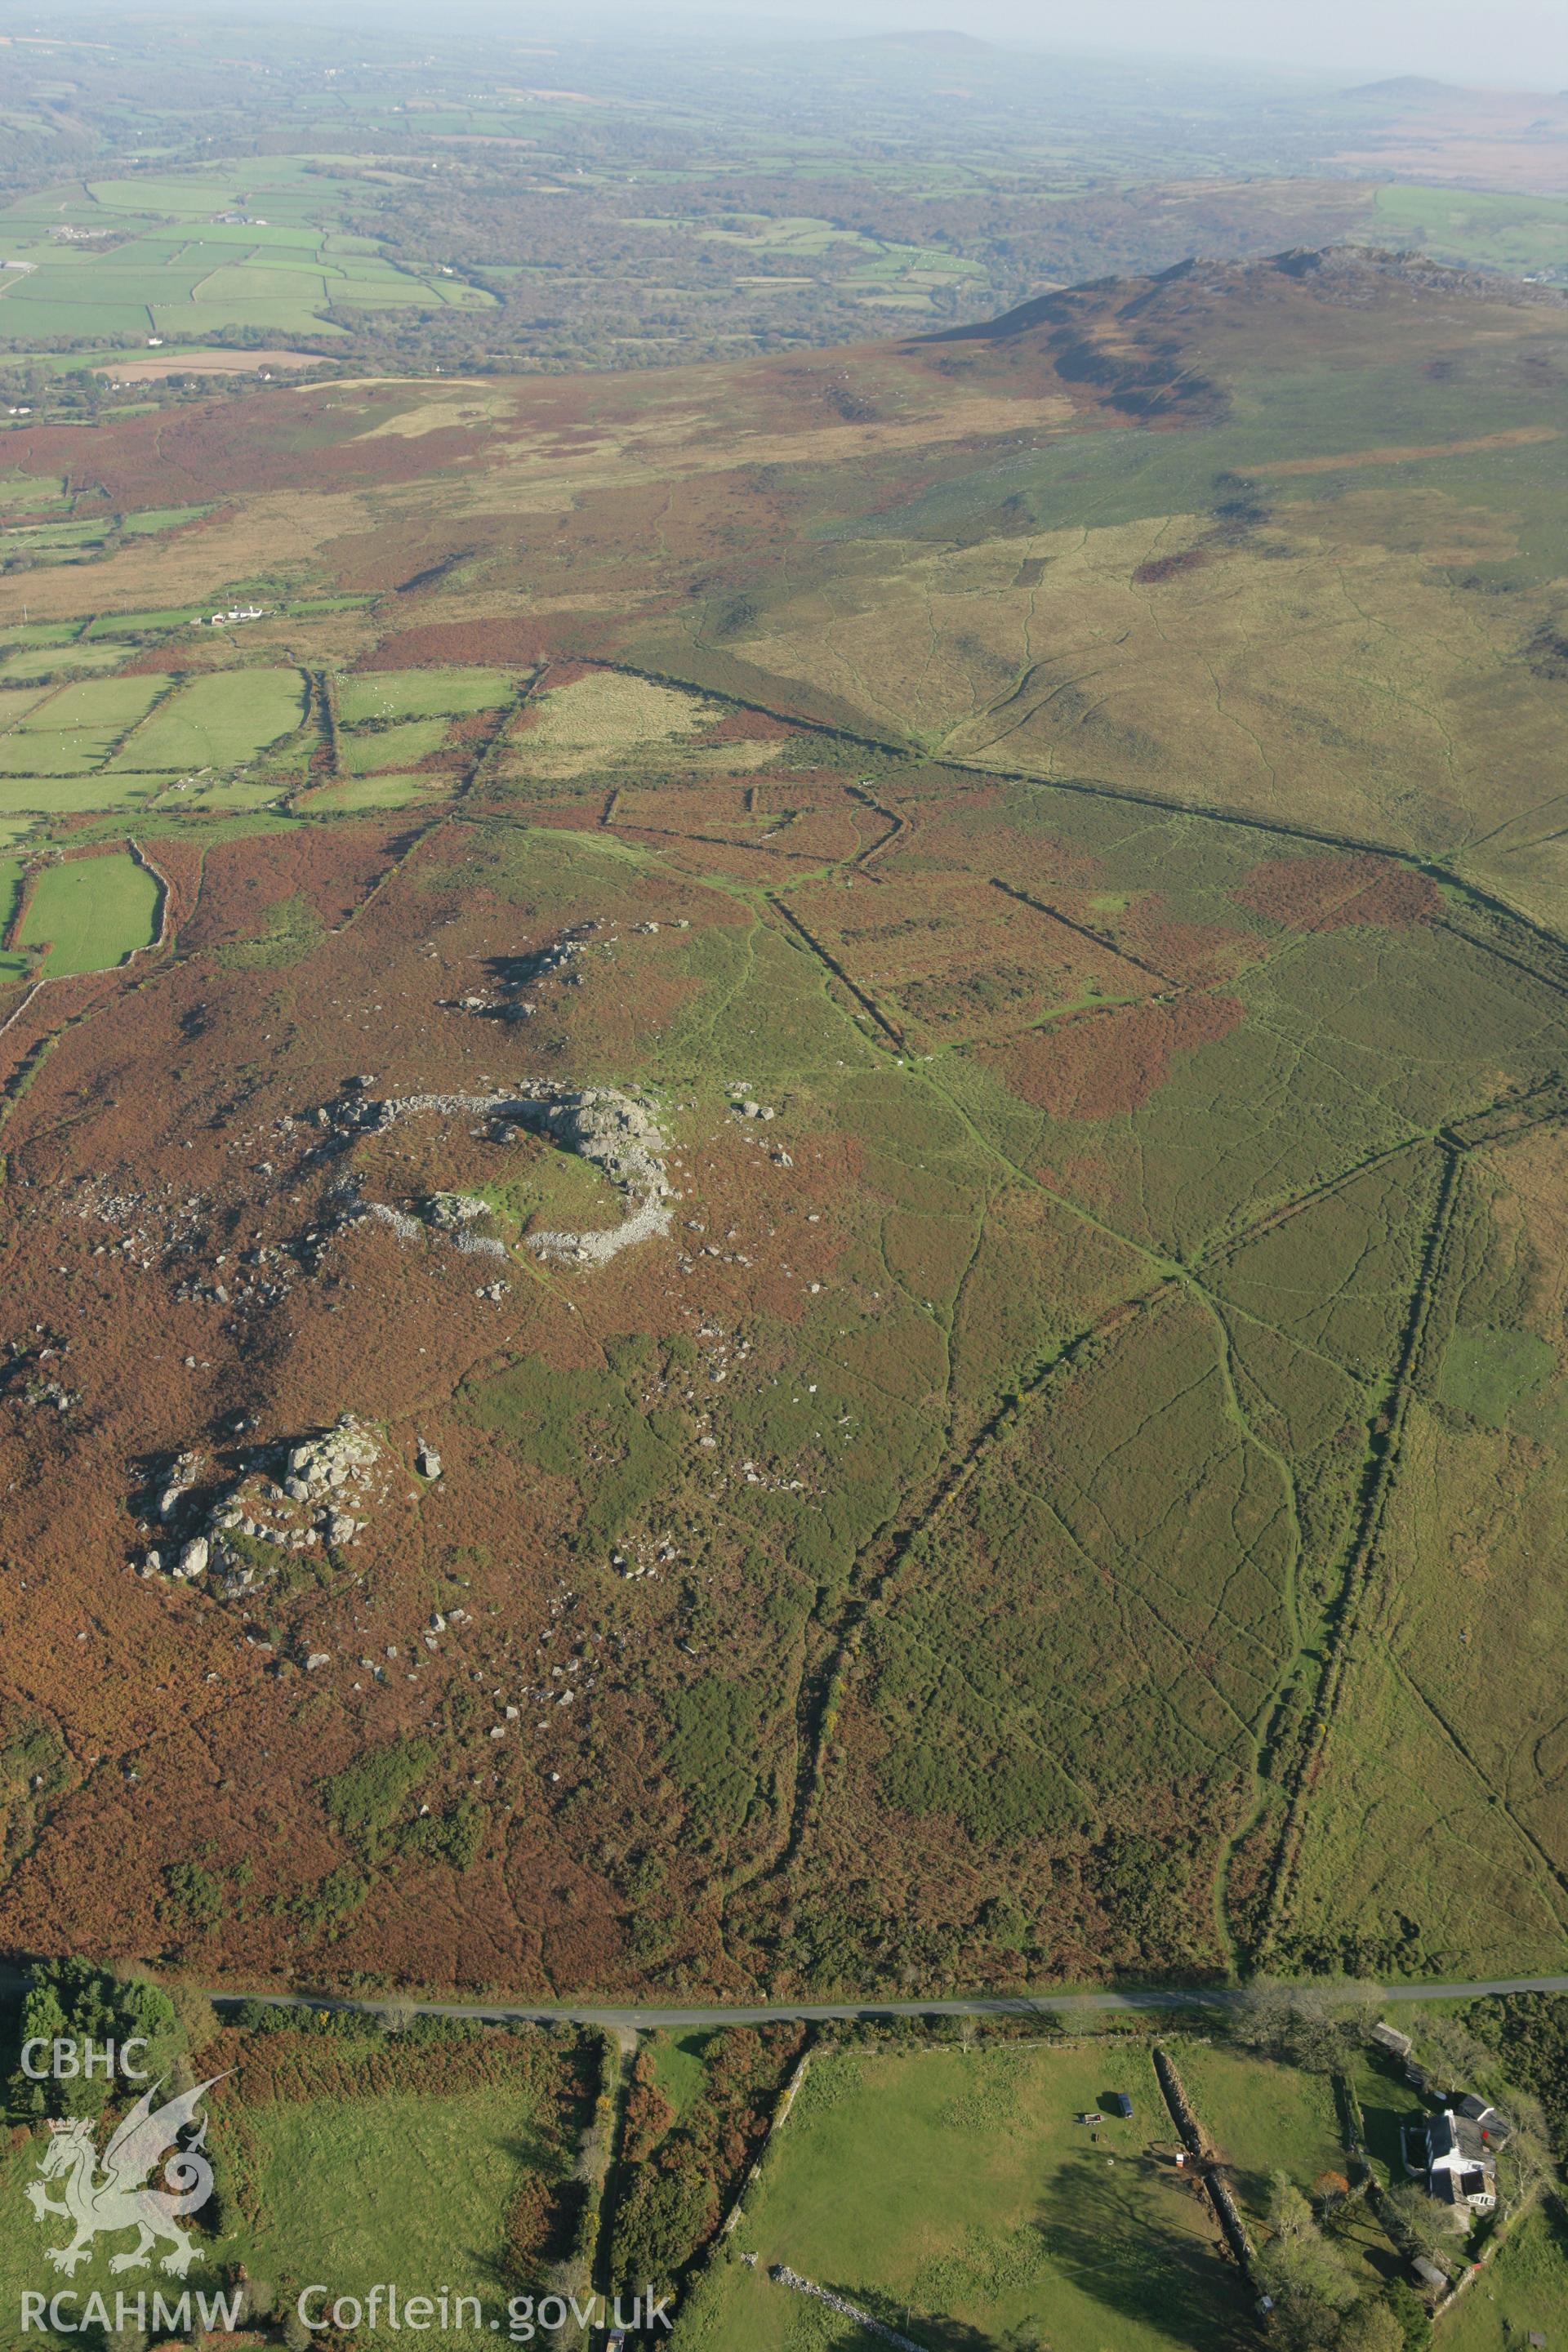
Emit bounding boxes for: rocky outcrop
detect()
[137,1414,388,1597]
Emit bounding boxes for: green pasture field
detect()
[0,154,497,348]
[0,2052,581,2351]
[86,608,204,637]
[16,849,160,975]
[1173,2043,1347,2215]
[0,676,163,773]
[0,773,171,816]
[242,2086,541,2314]
[119,502,210,535]
[0,621,81,644]
[336,666,513,723]
[3,519,109,551]
[1368,182,1568,275]
[337,715,450,773]
[300,771,447,811]
[0,2133,234,2345]
[679,2039,1246,2352]
[0,685,59,728]
[153,777,291,814]
[0,639,129,679]
[0,473,70,513]
[114,667,307,770]
[1442,2205,1568,2351]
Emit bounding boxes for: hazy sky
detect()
[722,0,1568,87]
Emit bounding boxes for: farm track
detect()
[731,1280,1174,1928]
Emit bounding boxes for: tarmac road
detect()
[201,1972,1568,2032]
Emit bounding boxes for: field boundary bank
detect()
[572,2028,631,2347]
[588,653,1568,966]
[771,2265,927,2350]
[766,890,907,1046]
[716,2043,814,2247]
[1152,2042,1258,2280]
[991,874,1182,987]
[1256,1143,1465,1958]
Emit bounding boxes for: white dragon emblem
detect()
[25,2075,226,2275]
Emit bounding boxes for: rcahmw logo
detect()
[20,2035,153,2083]
[293,2286,676,2338]
[22,2291,242,2337]
[22,2071,225,2277]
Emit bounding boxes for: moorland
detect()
[0,241,1566,2017]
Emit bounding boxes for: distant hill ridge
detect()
[1347,75,1462,98]
[916,245,1567,430]
[929,244,1568,349]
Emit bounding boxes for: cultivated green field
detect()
[336,667,512,723]
[0,2014,588,2352]
[301,770,448,811]
[1443,2205,1568,2352]
[244,2087,538,2309]
[0,157,497,348]
[16,850,160,975]
[338,715,450,773]
[0,773,171,816]
[0,2133,236,2344]
[0,639,129,680]
[0,677,163,773]
[116,667,307,771]
[679,2041,1246,2352]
